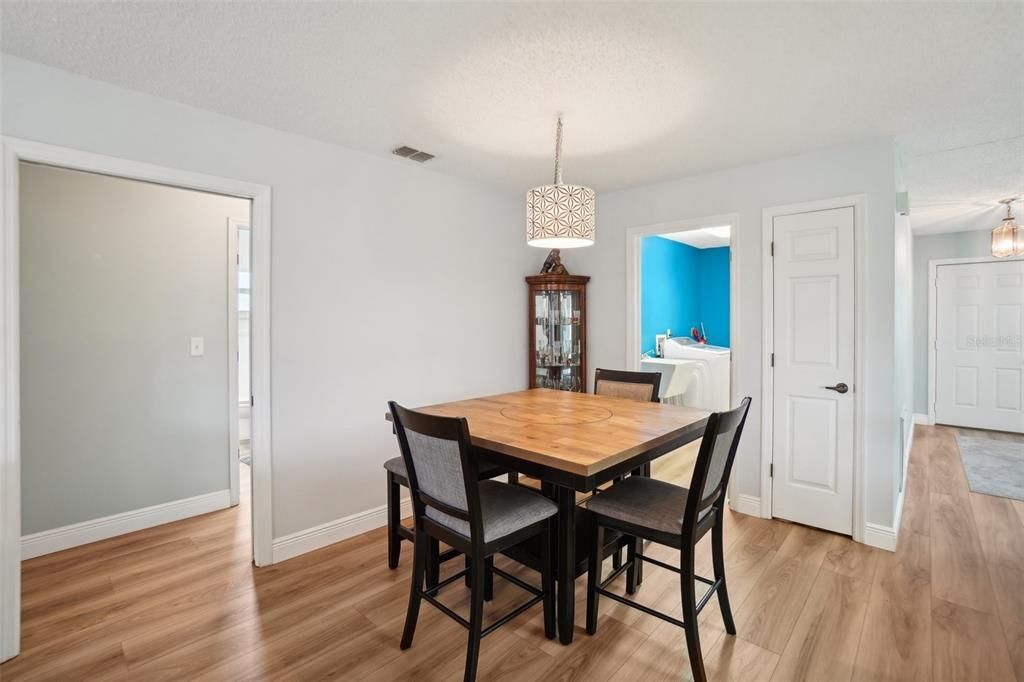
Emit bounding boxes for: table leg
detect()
[556,485,576,644]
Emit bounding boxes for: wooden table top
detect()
[390,388,709,477]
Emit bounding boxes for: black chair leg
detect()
[586,520,603,635]
[680,551,706,682]
[712,515,736,634]
[484,556,494,602]
[625,535,638,596]
[541,519,556,639]
[386,472,402,570]
[426,537,440,589]
[401,529,426,649]
[635,465,649,588]
[465,555,486,682]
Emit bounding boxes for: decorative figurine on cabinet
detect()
[539,248,568,275]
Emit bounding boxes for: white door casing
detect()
[934,260,1024,432]
[771,206,856,535]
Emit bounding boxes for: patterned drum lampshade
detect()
[527,116,595,248]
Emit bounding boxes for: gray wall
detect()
[912,229,992,414]
[19,162,249,534]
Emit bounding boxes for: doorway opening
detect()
[17,161,253,555]
[625,215,739,486]
[231,218,252,508]
[0,138,273,662]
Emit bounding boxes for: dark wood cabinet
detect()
[527,274,590,392]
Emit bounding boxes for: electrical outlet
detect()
[190,337,204,357]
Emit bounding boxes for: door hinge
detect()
[250,395,254,407]
[769,463,774,478]
[770,353,774,367]
[770,241,774,257]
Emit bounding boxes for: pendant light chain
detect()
[553,115,564,185]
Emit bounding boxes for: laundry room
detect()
[639,226,731,411]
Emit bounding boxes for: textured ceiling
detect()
[2,1,1022,234]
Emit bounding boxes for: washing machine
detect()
[661,338,731,411]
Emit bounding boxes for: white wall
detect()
[19,163,249,534]
[912,229,992,414]
[2,55,537,539]
[557,141,900,530]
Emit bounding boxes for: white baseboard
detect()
[272,497,413,564]
[912,413,933,426]
[730,493,763,518]
[863,521,898,552]
[21,489,231,560]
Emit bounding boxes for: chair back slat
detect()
[404,430,469,513]
[686,398,752,526]
[389,402,481,533]
[594,368,661,403]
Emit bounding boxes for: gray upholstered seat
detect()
[427,480,557,543]
[384,456,503,480]
[585,476,709,536]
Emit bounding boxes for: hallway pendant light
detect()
[991,198,1019,258]
[527,115,595,248]
[1015,204,1024,256]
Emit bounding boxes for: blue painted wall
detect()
[641,236,729,354]
[696,247,730,347]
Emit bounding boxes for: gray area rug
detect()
[956,434,1024,501]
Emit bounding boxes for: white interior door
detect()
[771,206,855,535]
[934,260,1024,432]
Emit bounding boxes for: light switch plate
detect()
[190,337,204,357]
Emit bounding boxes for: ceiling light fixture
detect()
[991,198,1020,258]
[526,115,595,248]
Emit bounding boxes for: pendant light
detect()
[991,198,1019,258]
[526,115,595,248]
[1015,202,1024,256]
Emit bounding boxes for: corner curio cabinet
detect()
[527,274,590,392]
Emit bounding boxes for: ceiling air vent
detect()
[392,145,435,163]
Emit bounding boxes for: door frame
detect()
[927,254,1024,427]
[623,212,742,503]
[0,137,275,662]
[761,195,866,543]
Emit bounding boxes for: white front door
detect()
[771,206,856,535]
[934,260,1024,432]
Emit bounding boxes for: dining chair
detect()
[593,367,662,585]
[389,401,557,682]
[584,397,752,682]
[385,454,507,584]
[594,367,661,403]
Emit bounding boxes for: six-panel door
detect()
[771,206,856,535]
[935,260,1024,432]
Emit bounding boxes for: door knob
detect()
[823,382,849,394]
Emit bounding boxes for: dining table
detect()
[385,387,709,644]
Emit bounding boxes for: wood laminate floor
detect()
[3,425,1022,681]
